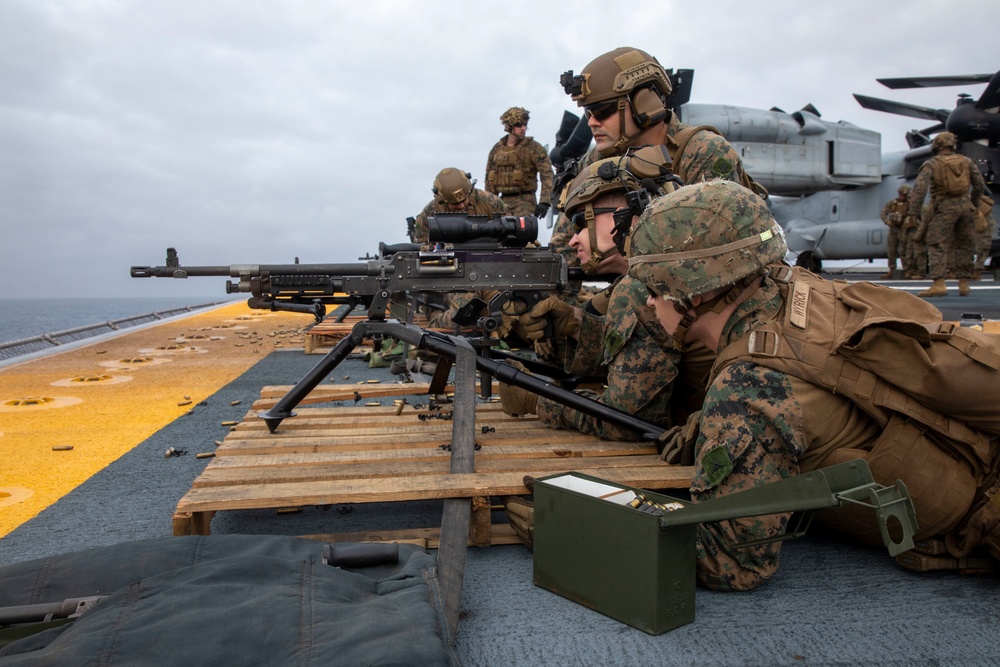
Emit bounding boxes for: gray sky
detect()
[3,0,998,299]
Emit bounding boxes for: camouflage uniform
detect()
[535,276,714,439]
[485,135,555,218]
[908,147,985,281]
[411,188,507,244]
[972,198,995,277]
[879,192,909,274]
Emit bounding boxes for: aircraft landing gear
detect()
[795,251,822,273]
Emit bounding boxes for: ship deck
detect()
[2,284,1000,667]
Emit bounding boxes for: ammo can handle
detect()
[657,460,917,556]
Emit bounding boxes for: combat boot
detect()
[879,270,895,279]
[919,279,948,298]
[959,279,971,297]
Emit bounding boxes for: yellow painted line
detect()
[0,302,308,537]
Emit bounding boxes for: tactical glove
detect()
[658,410,701,465]
[498,360,539,416]
[518,296,581,342]
[534,202,550,218]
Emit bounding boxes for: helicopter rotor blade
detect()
[876,74,994,90]
[852,94,950,123]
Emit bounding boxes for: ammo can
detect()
[532,461,917,635]
[533,472,696,635]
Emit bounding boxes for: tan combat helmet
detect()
[432,168,474,205]
[560,47,673,155]
[561,145,679,273]
[931,132,958,153]
[501,107,530,132]
[628,180,786,348]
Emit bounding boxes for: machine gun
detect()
[130,213,666,438]
[132,214,565,327]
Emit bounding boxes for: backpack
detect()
[932,153,972,196]
[712,266,1000,478]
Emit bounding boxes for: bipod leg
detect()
[437,335,476,639]
[257,322,364,433]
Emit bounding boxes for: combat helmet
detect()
[627,180,786,348]
[432,168,474,206]
[931,132,958,152]
[560,47,673,155]
[561,145,680,273]
[898,184,912,197]
[501,107,530,132]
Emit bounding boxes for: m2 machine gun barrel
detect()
[130,215,567,323]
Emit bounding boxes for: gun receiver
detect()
[131,215,568,324]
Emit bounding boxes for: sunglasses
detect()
[571,207,618,231]
[512,123,526,128]
[584,99,619,122]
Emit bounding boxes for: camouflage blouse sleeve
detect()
[535,278,681,440]
[691,361,807,591]
[528,138,555,202]
[909,162,933,218]
[674,130,745,186]
[412,201,436,244]
[484,142,500,194]
[547,212,580,267]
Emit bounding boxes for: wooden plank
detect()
[205,441,658,469]
[299,523,524,548]
[213,432,655,457]
[253,382,457,408]
[192,455,666,488]
[174,465,695,512]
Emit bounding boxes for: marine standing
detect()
[879,184,911,278]
[908,132,986,297]
[484,107,555,219]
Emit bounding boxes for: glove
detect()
[518,296,581,343]
[534,202,550,218]
[657,410,701,465]
[498,360,539,416]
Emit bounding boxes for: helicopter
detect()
[549,69,1000,273]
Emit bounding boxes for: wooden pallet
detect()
[172,394,694,541]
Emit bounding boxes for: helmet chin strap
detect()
[597,97,644,159]
[581,203,621,274]
[669,277,756,350]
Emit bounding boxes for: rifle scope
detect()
[427,214,538,248]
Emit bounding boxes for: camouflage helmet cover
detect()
[501,107,530,131]
[432,168,473,205]
[561,145,673,214]
[898,184,912,196]
[563,47,673,107]
[931,132,958,152]
[627,180,786,303]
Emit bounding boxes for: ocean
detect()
[0,297,235,346]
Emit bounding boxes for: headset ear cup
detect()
[630,87,667,129]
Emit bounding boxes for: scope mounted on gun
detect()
[427,214,537,248]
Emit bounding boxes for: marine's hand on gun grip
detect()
[517,296,581,359]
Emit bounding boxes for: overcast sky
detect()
[3,0,998,299]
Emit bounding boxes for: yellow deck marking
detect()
[0,303,306,536]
